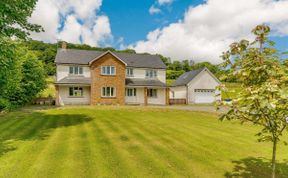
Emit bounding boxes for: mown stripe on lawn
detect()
[61,115,92,178]
[22,115,71,178]
[108,112,199,177]
[99,116,176,178]
[0,112,52,177]
[88,115,132,177]
[103,110,226,177]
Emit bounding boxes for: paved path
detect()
[148,105,228,113]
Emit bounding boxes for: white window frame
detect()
[147,89,157,98]
[194,89,215,93]
[69,87,83,97]
[145,70,157,78]
[101,66,116,75]
[102,87,116,97]
[69,66,83,75]
[126,68,134,77]
[126,88,136,97]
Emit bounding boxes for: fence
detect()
[169,99,187,105]
[33,97,55,105]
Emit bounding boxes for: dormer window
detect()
[126,68,134,77]
[69,66,83,75]
[145,70,157,78]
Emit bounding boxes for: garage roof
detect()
[171,68,204,87]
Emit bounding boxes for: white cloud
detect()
[131,0,288,64]
[82,16,112,46]
[158,0,173,5]
[58,15,82,43]
[29,0,112,46]
[29,0,59,42]
[149,5,161,14]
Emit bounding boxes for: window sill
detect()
[145,77,158,79]
[148,97,158,99]
[68,74,84,77]
[101,74,116,76]
[101,96,117,99]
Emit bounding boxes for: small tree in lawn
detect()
[218,24,288,178]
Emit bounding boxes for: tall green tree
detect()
[218,25,288,178]
[0,0,42,39]
[0,0,44,110]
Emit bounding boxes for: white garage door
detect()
[194,89,216,103]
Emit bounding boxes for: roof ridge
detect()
[57,48,158,56]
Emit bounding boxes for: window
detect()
[126,88,136,96]
[194,89,215,93]
[101,66,116,75]
[145,70,157,78]
[69,87,83,97]
[147,89,157,98]
[69,66,83,75]
[126,68,134,77]
[102,87,116,97]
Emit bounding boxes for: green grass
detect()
[0,106,287,178]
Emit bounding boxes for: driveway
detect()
[148,105,228,113]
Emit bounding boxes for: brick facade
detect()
[90,53,126,105]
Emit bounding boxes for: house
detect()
[169,68,221,104]
[54,42,168,106]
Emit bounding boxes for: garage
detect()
[170,68,221,104]
[194,89,216,103]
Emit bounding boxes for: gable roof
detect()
[55,49,166,69]
[171,68,220,87]
[89,51,127,66]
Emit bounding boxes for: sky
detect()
[29,0,288,64]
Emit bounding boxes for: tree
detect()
[191,61,220,74]
[218,25,288,178]
[0,1,44,110]
[20,49,46,104]
[0,43,46,110]
[0,0,43,39]
[182,60,191,72]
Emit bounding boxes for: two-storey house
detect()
[55,43,168,105]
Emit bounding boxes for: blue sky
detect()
[101,0,203,45]
[30,0,288,63]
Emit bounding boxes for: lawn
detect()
[0,106,287,178]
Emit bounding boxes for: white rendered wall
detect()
[58,86,90,105]
[126,68,166,83]
[56,65,90,81]
[187,70,221,103]
[169,86,187,99]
